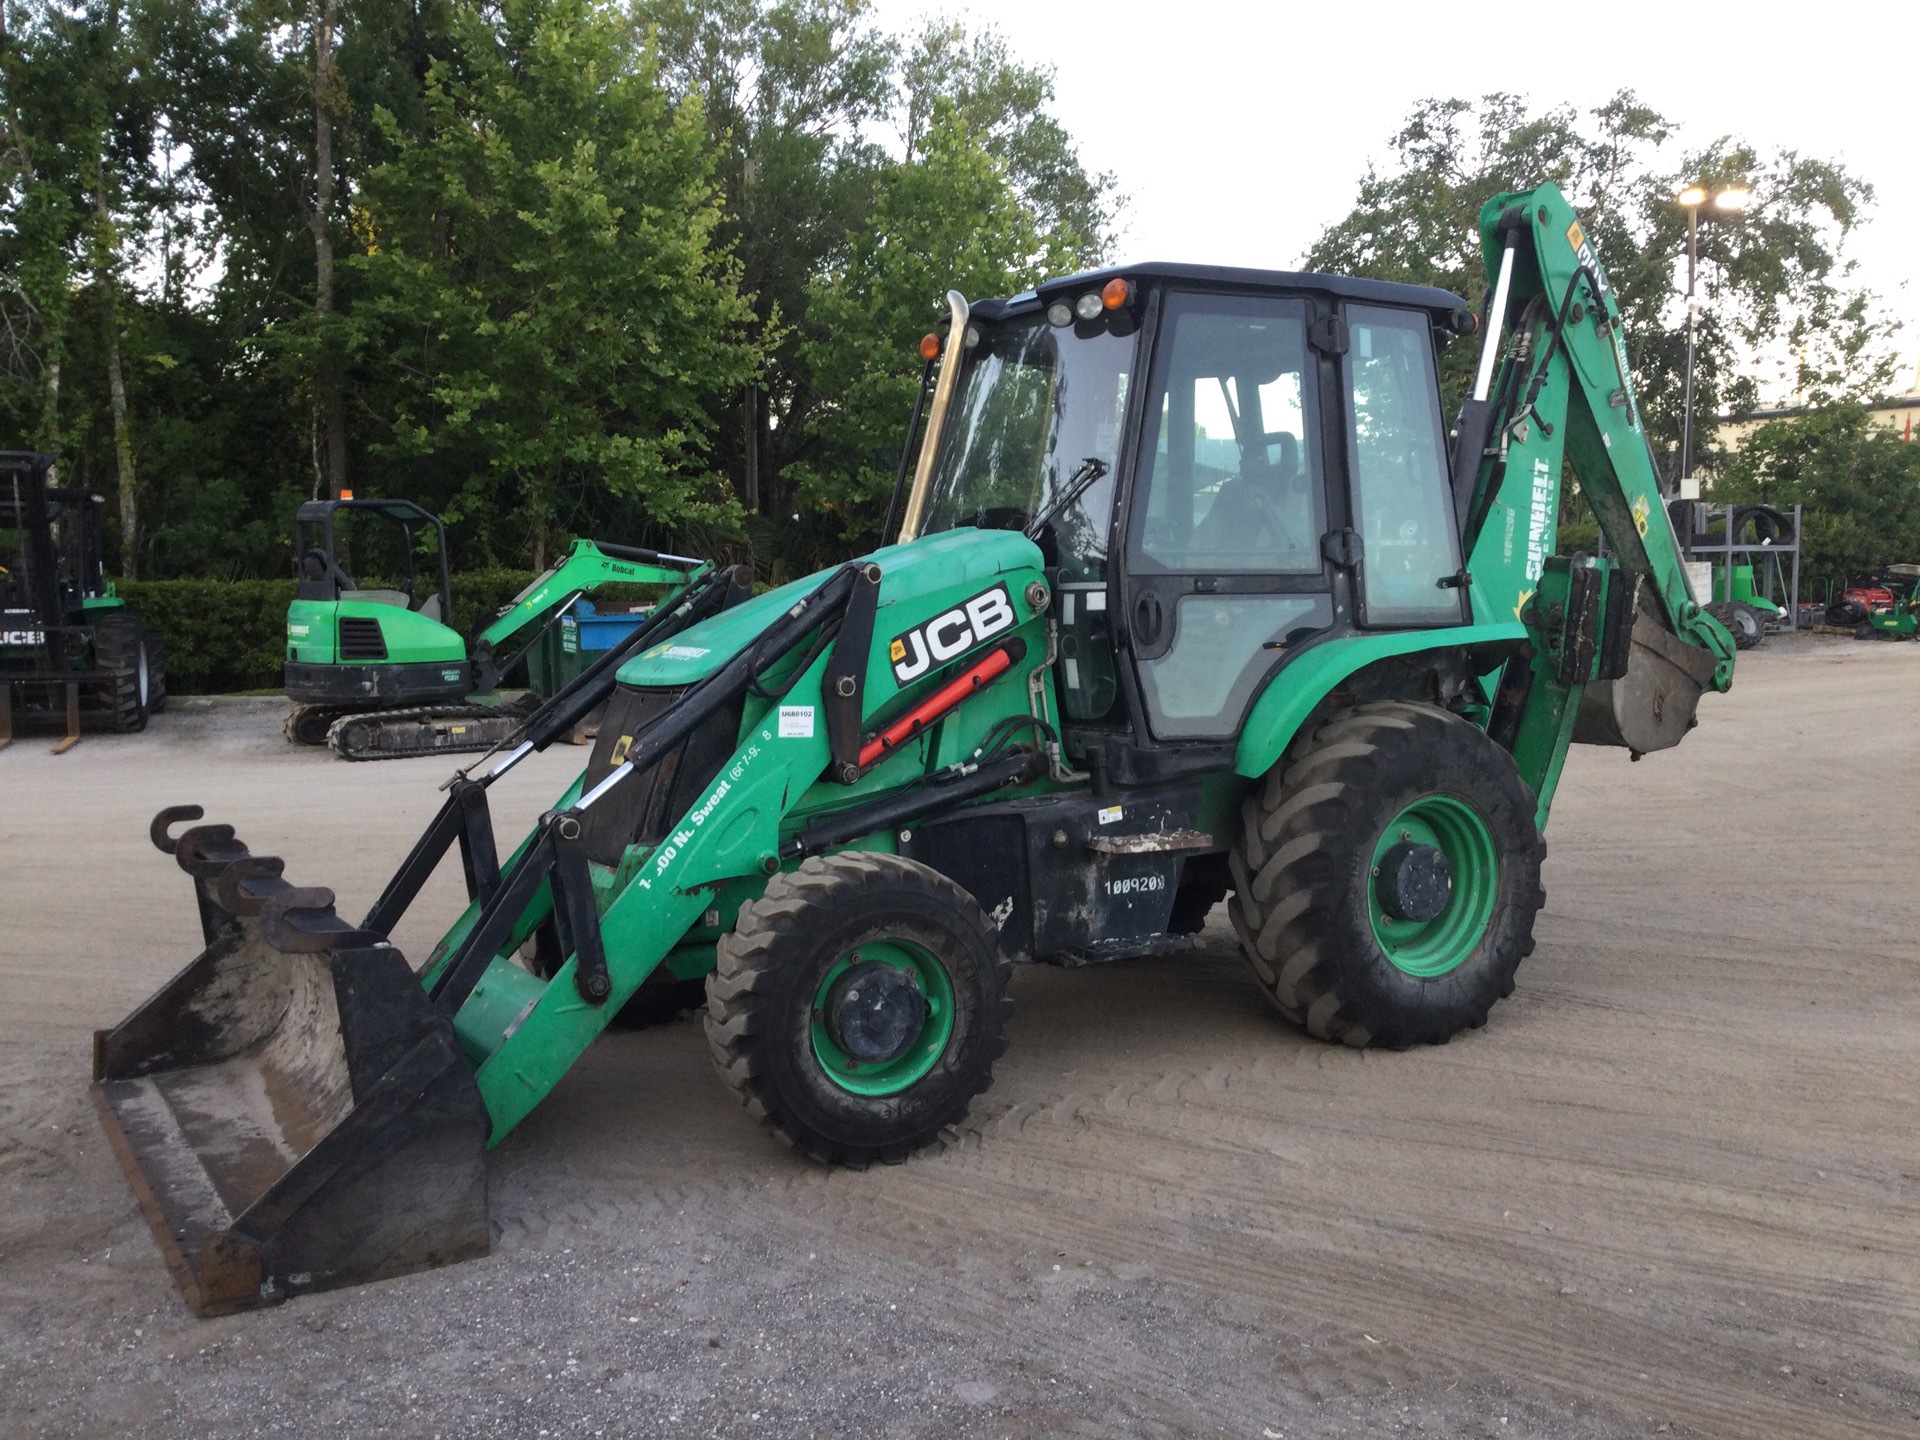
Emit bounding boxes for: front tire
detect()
[704,853,1011,1165]
[91,614,150,734]
[1227,701,1545,1049]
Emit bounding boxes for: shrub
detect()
[119,570,548,695]
[118,578,299,694]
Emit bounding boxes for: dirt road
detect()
[2,637,1915,1438]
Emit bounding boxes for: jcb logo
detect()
[888,583,1016,686]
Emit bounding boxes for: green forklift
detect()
[285,496,696,759]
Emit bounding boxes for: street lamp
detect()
[1677,183,1753,494]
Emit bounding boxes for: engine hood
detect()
[616,527,1045,689]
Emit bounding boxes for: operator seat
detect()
[1189,432,1312,565]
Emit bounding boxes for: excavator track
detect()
[325,703,524,761]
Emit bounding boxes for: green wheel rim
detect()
[1367,796,1499,978]
[810,939,955,1096]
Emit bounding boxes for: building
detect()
[1713,361,1920,452]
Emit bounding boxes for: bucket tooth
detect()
[93,808,491,1316]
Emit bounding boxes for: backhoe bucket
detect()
[91,807,490,1316]
[1573,612,1716,754]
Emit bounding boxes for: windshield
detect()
[919,317,1135,582]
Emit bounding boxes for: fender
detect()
[1233,621,1527,779]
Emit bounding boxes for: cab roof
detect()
[972,262,1470,324]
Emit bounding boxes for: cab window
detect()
[1130,295,1323,575]
[1345,306,1463,626]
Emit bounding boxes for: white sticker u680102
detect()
[778,706,815,738]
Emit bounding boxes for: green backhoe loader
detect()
[95,184,1735,1315]
[283,496,697,759]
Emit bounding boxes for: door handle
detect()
[1133,592,1163,646]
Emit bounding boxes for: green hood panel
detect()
[618,529,1046,689]
[286,596,466,666]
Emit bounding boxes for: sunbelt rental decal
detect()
[888,582,1015,686]
[1525,458,1554,582]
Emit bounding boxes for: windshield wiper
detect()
[1023,457,1109,540]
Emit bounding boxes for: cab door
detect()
[1120,290,1336,740]
[1342,305,1467,628]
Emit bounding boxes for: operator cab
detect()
[911,264,1472,780]
[294,497,455,624]
[2,451,111,625]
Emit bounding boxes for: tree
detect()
[0,1,168,572]
[1711,406,1920,594]
[898,20,1113,257]
[347,0,759,566]
[1305,93,1897,477]
[638,0,1112,562]
[785,102,1078,569]
[1,0,1112,585]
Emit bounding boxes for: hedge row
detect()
[119,570,542,695]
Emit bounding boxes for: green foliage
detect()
[3,0,1106,585]
[1305,94,1897,469]
[786,103,1078,569]
[120,577,297,693]
[347,0,758,561]
[1710,406,1920,593]
[640,0,1110,569]
[121,568,547,694]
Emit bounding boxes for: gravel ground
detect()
[1,632,1916,1439]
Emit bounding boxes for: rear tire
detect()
[705,853,1011,1165]
[1227,701,1545,1049]
[91,614,149,734]
[144,634,167,714]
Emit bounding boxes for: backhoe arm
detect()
[471,539,703,689]
[1458,185,1734,686]
[1450,184,1734,819]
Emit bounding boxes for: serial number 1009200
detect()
[1103,874,1167,897]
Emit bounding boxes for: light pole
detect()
[1676,183,1752,494]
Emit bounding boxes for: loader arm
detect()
[1447,184,1735,819]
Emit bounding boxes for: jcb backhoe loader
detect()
[95,184,1734,1315]
[284,495,698,759]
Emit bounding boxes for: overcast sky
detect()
[872,0,1919,403]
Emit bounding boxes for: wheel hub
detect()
[1375,840,1452,923]
[823,959,927,1066]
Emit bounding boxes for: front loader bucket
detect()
[91,807,491,1316]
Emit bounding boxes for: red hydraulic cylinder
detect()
[857,645,1015,770]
